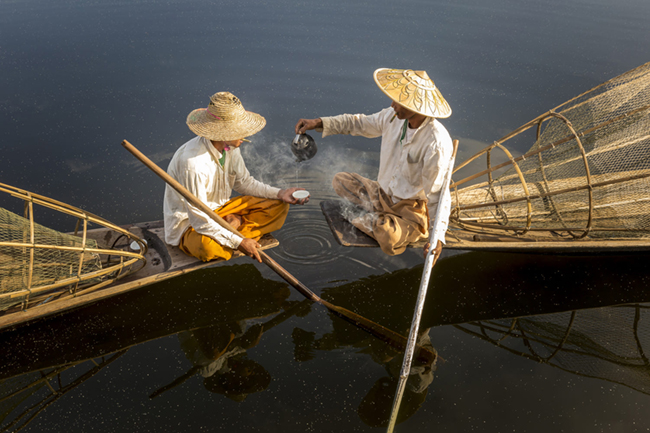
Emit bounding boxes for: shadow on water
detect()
[424,251,650,326]
[2,250,650,429]
[317,250,650,330]
[0,264,301,379]
[0,264,311,430]
[286,250,650,427]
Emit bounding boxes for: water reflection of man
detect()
[295,69,453,261]
[149,320,273,401]
[179,322,271,402]
[150,287,310,402]
[164,91,309,263]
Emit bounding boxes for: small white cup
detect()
[292,190,310,200]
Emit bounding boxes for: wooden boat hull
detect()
[444,230,650,254]
[0,220,278,331]
[320,199,650,254]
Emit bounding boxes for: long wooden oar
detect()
[386,139,459,433]
[121,140,436,364]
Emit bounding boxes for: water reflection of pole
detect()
[386,140,458,433]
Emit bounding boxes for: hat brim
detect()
[186,109,266,141]
[374,68,452,119]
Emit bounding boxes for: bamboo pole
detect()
[386,139,459,433]
[121,140,436,364]
[26,196,35,296]
[73,214,89,293]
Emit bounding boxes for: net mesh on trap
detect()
[0,183,146,313]
[0,207,101,311]
[455,304,650,395]
[451,62,650,240]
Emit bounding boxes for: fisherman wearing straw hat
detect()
[164,91,308,263]
[295,69,453,259]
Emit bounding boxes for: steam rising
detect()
[240,135,383,252]
[241,136,379,202]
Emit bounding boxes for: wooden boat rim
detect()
[0,219,279,332]
[320,199,650,254]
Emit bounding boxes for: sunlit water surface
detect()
[1,0,650,431]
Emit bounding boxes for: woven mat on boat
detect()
[320,199,426,248]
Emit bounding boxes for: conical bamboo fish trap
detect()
[0,182,146,312]
[447,62,650,252]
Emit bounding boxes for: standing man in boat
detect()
[295,69,453,262]
[165,91,308,263]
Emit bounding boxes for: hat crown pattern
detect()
[374,68,451,118]
[206,92,246,122]
[186,91,266,141]
[405,70,436,90]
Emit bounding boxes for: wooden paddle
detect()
[121,140,436,364]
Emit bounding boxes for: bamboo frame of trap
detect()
[448,61,650,243]
[0,182,147,312]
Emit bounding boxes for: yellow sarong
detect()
[179,196,289,262]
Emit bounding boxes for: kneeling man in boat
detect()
[295,69,453,260]
[164,91,308,263]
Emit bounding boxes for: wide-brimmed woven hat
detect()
[186,92,266,141]
[373,68,451,118]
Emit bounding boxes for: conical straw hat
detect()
[186,92,266,141]
[373,69,451,118]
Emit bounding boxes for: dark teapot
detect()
[291,134,317,162]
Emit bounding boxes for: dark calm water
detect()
[2,0,650,431]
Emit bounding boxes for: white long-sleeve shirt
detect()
[163,136,281,249]
[321,107,453,242]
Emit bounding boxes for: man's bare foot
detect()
[224,214,243,230]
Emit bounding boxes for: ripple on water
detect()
[273,217,345,265]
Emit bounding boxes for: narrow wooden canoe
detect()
[0,220,278,332]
